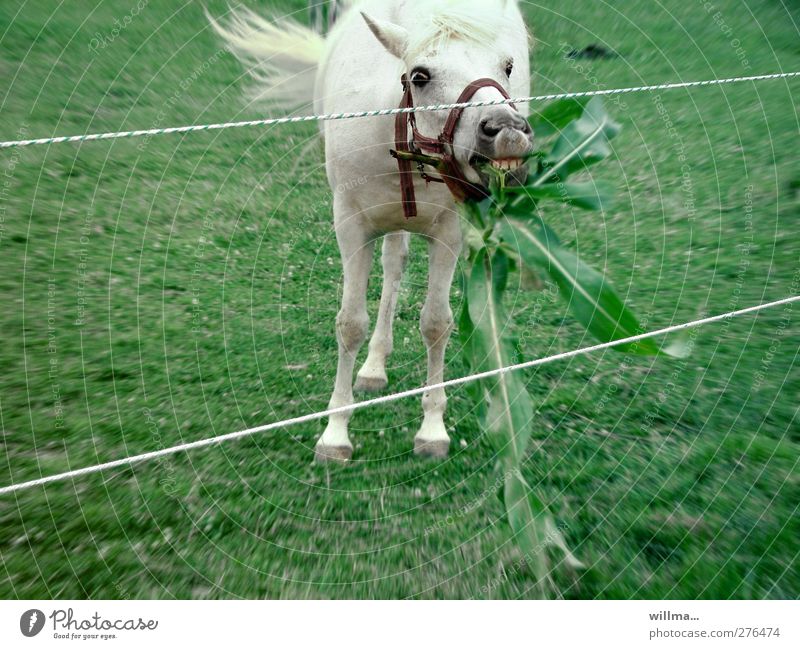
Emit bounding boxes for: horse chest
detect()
[349,173,458,235]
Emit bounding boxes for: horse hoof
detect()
[314,444,353,464]
[414,438,450,459]
[354,374,388,393]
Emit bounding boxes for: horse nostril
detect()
[509,112,532,134]
[480,118,502,138]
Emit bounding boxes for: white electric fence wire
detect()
[1,71,797,149]
[1,295,797,496]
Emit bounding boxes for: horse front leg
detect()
[415,217,461,458]
[355,231,410,393]
[315,213,375,463]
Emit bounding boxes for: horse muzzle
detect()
[393,76,531,218]
[470,107,533,186]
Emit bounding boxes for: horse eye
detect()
[504,59,514,77]
[410,68,431,87]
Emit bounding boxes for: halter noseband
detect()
[392,75,515,218]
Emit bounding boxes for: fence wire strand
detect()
[1,71,798,149]
[1,295,797,496]
[1,70,798,495]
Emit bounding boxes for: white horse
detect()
[212,0,533,462]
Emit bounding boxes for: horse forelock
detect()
[404,0,526,59]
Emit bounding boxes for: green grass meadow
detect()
[0,0,798,598]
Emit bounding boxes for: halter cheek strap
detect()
[393,75,516,218]
[394,77,418,218]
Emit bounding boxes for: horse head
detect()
[362,4,533,189]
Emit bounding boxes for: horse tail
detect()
[208,7,326,111]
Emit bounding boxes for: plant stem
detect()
[389,149,443,169]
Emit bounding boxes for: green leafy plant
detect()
[457,97,688,596]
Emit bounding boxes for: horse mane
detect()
[402,0,524,58]
[334,0,524,57]
[209,0,526,111]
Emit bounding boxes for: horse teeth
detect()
[490,159,522,171]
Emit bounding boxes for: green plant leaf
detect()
[458,288,477,369]
[504,469,583,597]
[506,179,616,212]
[466,253,582,589]
[501,217,668,355]
[457,293,488,420]
[503,469,549,596]
[462,219,485,255]
[535,97,621,183]
[528,97,590,138]
[466,250,532,464]
[491,248,510,298]
[458,268,481,368]
[452,94,645,596]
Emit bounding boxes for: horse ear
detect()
[361,12,409,60]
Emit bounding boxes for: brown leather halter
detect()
[392,75,516,218]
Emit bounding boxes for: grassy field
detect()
[0,0,798,599]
